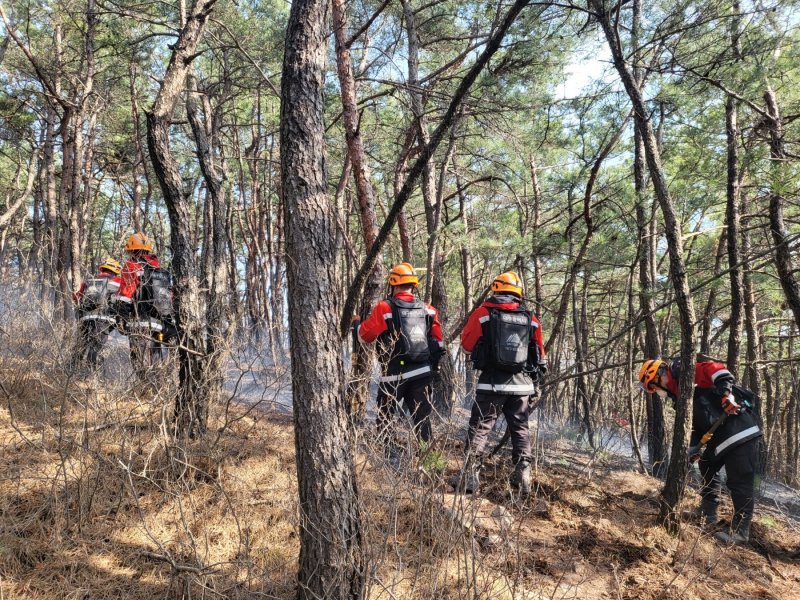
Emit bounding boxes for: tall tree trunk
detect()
[280,0,365,594]
[529,155,544,314]
[725,93,744,372]
[331,0,383,417]
[741,201,761,402]
[764,86,800,331]
[186,73,231,424]
[145,0,218,438]
[725,4,744,372]
[401,0,439,303]
[633,0,667,478]
[593,0,697,530]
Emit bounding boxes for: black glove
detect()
[687,445,701,464]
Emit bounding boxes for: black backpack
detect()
[474,307,532,373]
[135,264,174,317]
[80,277,112,313]
[386,297,431,364]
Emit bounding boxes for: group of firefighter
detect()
[70,232,175,379]
[360,262,762,546]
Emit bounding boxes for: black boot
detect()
[450,456,482,494]
[714,515,751,545]
[699,498,719,529]
[510,460,531,495]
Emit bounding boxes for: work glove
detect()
[530,362,547,384]
[721,394,741,416]
[687,445,701,464]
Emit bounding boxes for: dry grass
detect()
[1,299,799,599]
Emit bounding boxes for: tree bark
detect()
[764,87,800,331]
[592,0,697,530]
[145,0,218,437]
[280,0,365,594]
[331,0,384,416]
[186,73,231,424]
[725,4,744,372]
[529,155,544,314]
[725,93,744,372]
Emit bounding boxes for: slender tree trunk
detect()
[281,0,365,594]
[593,0,696,529]
[529,155,544,314]
[186,73,231,424]
[741,200,761,401]
[699,232,725,354]
[145,0,218,438]
[725,5,744,371]
[633,0,667,478]
[764,87,800,331]
[725,93,744,372]
[573,278,595,447]
[331,0,383,416]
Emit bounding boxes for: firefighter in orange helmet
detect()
[639,358,761,544]
[458,271,547,495]
[357,263,444,467]
[112,232,168,380]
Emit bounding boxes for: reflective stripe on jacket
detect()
[359,291,443,383]
[460,294,545,396]
[668,362,763,458]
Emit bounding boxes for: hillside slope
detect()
[0,374,797,599]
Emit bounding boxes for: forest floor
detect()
[0,353,799,599]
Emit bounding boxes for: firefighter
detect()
[70,257,122,370]
[113,232,167,379]
[639,358,762,544]
[458,271,547,495]
[357,263,444,465]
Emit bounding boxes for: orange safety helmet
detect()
[125,232,153,253]
[388,262,419,287]
[98,257,122,276]
[491,271,524,297]
[638,359,668,393]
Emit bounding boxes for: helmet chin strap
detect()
[651,381,675,402]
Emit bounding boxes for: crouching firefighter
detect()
[70,257,123,370]
[639,358,762,544]
[358,263,444,466]
[457,271,547,496]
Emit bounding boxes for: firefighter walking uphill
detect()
[357,262,445,468]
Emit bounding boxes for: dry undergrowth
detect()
[0,311,798,599]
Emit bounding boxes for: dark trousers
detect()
[700,438,758,529]
[71,319,112,368]
[376,376,433,443]
[467,392,531,464]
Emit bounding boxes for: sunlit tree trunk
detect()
[281,0,365,593]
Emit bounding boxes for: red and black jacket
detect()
[666,360,761,458]
[460,294,546,395]
[358,291,444,383]
[114,254,160,302]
